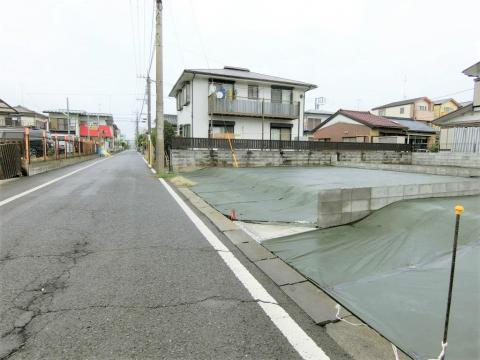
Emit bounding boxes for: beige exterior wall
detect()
[372,104,413,118]
[433,100,459,119]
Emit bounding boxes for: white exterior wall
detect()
[176,76,305,139]
[323,114,359,126]
[474,79,480,109]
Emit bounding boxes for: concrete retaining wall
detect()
[412,152,480,168]
[336,162,480,177]
[171,149,411,172]
[24,154,99,176]
[317,180,480,228]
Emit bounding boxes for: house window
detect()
[248,85,259,99]
[179,124,191,137]
[209,121,235,138]
[211,80,235,100]
[444,107,452,113]
[271,86,293,103]
[418,105,427,111]
[176,90,183,111]
[270,124,292,140]
[183,83,191,105]
[400,107,404,114]
[378,109,386,116]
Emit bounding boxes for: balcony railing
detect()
[208,97,300,119]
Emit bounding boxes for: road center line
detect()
[159,177,330,360]
[0,157,111,208]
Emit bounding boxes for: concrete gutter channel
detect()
[174,185,412,360]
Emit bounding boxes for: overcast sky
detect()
[1,0,479,139]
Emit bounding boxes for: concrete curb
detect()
[172,184,411,360]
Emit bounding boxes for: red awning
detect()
[79,124,113,138]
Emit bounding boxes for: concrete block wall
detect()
[336,162,480,177]
[171,149,412,172]
[25,154,99,176]
[412,152,480,168]
[317,180,480,228]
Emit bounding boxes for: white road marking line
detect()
[159,178,330,360]
[0,157,110,208]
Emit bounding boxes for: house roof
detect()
[371,97,431,110]
[460,101,473,107]
[313,109,407,133]
[14,105,48,119]
[0,99,18,114]
[432,98,461,107]
[384,117,437,133]
[169,66,317,96]
[462,61,480,77]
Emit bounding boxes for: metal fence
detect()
[0,142,22,179]
[171,137,412,152]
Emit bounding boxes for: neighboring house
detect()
[164,114,177,132]
[432,98,461,119]
[313,109,407,143]
[44,109,117,149]
[13,105,48,129]
[303,109,334,137]
[433,61,480,153]
[168,66,316,140]
[371,97,435,123]
[384,116,437,149]
[0,99,19,127]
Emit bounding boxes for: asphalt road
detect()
[0,151,351,359]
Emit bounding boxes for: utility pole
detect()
[155,0,165,172]
[135,111,139,150]
[147,76,152,135]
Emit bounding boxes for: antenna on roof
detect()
[314,97,326,110]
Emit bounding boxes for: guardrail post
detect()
[24,128,30,164]
[64,136,68,159]
[42,130,47,161]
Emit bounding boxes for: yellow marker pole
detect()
[439,205,464,360]
[226,133,238,168]
[24,128,30,164]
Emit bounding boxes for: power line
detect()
[431,88,473,101]
[128,0,139,76]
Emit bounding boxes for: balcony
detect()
[208,97,300,120]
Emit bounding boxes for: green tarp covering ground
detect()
[186,167,470,224]
[263,196,480,360]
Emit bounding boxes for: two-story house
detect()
[371,97,435,123]
[432,98,461,119]
[0,99,19,127]
[13,105,48,129]
[169,66,316,141]
[433,61,480,153]
[303,109,334,138]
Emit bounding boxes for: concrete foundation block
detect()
[318,188,343,202]
[404,184,419,196]
[370,197,390,210]
[319,200,343,214]
[351,187,372,200]
[351,199,370,212]
[371,187,388,199]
